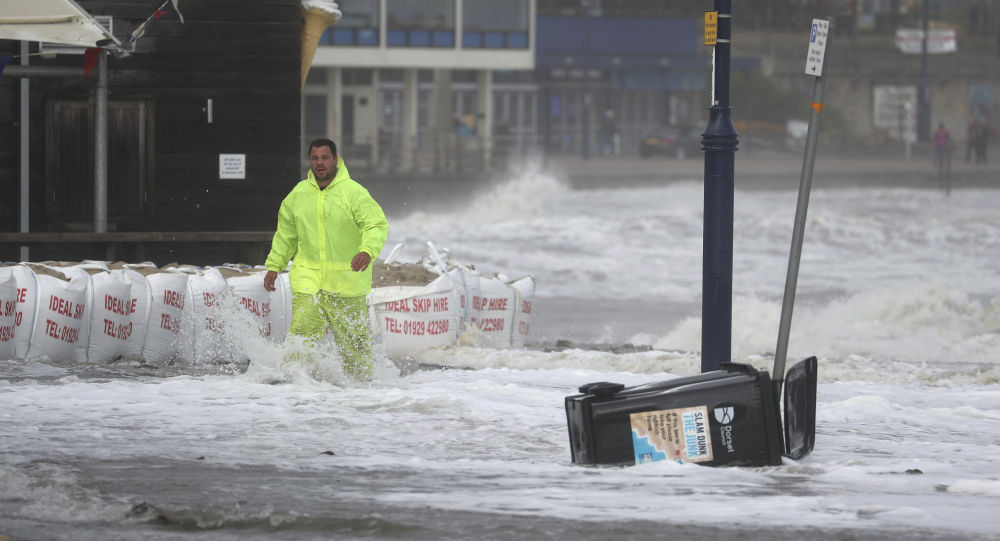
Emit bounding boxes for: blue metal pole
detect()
[701,0,739,373]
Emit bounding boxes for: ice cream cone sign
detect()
[300,0,342,88]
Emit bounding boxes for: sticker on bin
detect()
[630,406,714,465]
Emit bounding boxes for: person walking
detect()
[966,117,976,163]
[974,116,990,164]
[933,122,951,171]
[263,138,389,379]
[599,109,618,159]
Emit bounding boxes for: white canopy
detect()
[0,0,119,48]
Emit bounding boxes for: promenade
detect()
[357,143,998,220]
[546,146,1000,190]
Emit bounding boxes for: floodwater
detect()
[2,161,999,540]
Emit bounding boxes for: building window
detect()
[462,0,529,49]
[322,0,379,46]
[342,69,373,85]
[386,0,454,47]
[305,94,328,143]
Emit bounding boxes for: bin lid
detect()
[783,356,818,460]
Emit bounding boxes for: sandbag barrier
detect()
[0,248,534,363]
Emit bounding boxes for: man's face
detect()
[310,145,336,182]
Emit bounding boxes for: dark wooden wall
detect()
[1,0,303,265]
[0,41,23,243]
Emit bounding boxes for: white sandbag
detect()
[9,264,89,361]
[119,267,153,358]
[140,270,190,363]
[447,266,481,333]
[369,273,460,359]
[219,268,287,345]
[422,242,480,335]
[181,268,230,363]
[508,275,535,349]
[473,274,518,349]
[78,260,110,269]
[61,266,133,363]
[0,268,17,360]
[8,265,36,358]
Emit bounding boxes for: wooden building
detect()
[0,0,304,264]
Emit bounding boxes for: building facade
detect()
[304,0,729,171]
[1,0,303,263]
[303,0,535,173]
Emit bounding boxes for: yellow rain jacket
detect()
[265,157,388,297]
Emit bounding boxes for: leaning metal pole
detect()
[773,19,834,394]
[701,0,739,373]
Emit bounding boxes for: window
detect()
[305,95,328,143]
[322,0,379,46]
[462,0,529,48]
[387,0,454,47]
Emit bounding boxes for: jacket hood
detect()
[306,156,350,188]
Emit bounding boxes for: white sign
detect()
[805,19,829,77]
[219,154,246,179]
[873,85,918,143]
[895,29,957,54]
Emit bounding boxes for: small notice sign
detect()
[704,11,718,46]
[805,19,829,76]
[219,153,246,179]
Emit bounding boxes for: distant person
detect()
[974,116,990,164]
[933,122,950,169]
[454,113,474,138]
[599,109,618,158]
[966,117,976,162]
[263,138,388,379]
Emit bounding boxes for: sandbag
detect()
[181,267,230,363]
[9,264,89,361]
[120,266,153,358]
[369,273,460,359]
[219,268,287,345]
[508,275,535,349]
[473,274,519,349]
[140,270,190,363]
[0,268,17,360]
[447,266,481,334]
[60,266,134,363]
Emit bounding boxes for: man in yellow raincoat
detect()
[263,138,388,379]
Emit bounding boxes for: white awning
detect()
[0,0,119,48]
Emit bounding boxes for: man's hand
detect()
[264,270,278,292]
[351,252,372,272]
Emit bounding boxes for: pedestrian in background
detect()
[599,109,617,159]
[966,117,976,162]
[933,122,951,170]
[974,116,990,164]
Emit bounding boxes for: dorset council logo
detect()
[713,406,734,425]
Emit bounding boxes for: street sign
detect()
[805,19,829,77]
[895,29,957,54]
[704,11,717,46]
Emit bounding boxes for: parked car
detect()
[638,126,702,159]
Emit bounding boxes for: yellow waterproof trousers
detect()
[288,291,373,379]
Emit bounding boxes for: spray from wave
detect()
[197,291,401,386]
[401,158,568,225]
